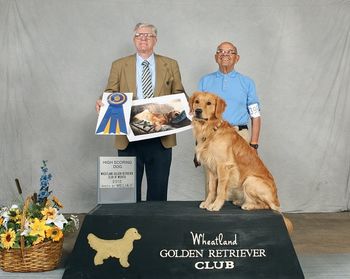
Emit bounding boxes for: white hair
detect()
[134,23,157,36]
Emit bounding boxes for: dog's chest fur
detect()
[193,120,241,184]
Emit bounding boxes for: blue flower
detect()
[37,160,52,203]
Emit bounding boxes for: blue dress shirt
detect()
[198,70,260,125]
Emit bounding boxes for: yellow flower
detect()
[9,209,21,222]
[0,228,17,249]
[29,218,48,238]
[46,226,63,242]
[52,196,63,208]
[15,214,22,225]
[0,217,3,226]
[41,207,57,220]
[33,236,44,245]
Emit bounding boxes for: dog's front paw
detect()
[199,201,210,209]
[207,200,224,211]
[120,259,130,268]
[123,263,130,268]
[241,203,259,210]
[94,255,104,265]
[232,199,242,206]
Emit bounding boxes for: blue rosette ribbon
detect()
[97,92,128,134]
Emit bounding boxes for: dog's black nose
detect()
[195,108,202,117]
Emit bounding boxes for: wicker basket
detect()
[0,238,63,272]
[0,197,64,272]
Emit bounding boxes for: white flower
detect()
[20,220,30,236]
[46,213,67,230]
[1,211,9,219]
[10,205,19,210]
[0,207,9,216]
[70,215,80,230]
[1,210,10,229]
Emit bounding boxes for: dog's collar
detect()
[213,120,224,131]
[201,120,224,142]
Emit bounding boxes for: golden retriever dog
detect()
[87,227,141,268]
[189,92,292,234]
[133,109,181,131]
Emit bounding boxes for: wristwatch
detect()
[250,143,259,149]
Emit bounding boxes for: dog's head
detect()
[126,228,142,240]
[166,110,181,122]
[189,91,226,121]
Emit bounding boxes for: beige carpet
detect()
[286,212,350,254]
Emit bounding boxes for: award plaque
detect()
[97,156,136,203]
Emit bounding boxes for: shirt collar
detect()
[216,70,237,78]
[136,53,155,67]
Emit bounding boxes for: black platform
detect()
[63,201,304,279]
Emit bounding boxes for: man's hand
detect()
[249,143,259,154]
[95,99,104,113]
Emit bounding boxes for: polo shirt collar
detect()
[216,70,237,78]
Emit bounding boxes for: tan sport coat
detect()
[105,54,185,150]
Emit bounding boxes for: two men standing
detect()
[96,23,261,202]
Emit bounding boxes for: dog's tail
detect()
[272,209,294,235]
[282,215,293,235]
[268,203,293,234]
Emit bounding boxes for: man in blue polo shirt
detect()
[198,41,261,150]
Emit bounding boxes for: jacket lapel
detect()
[154,54,167,97]
[124,55,137,98]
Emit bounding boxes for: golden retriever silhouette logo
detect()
[87,227,141,268]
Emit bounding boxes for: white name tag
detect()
[248,103,260,118]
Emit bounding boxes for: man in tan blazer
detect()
[96,23,185,202]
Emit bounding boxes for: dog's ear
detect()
[215,96,227,119]
[189,92,199,113]
[166,111,174,121]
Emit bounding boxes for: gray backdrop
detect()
[1,0,349,213]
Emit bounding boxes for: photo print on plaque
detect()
[127,93,192,142]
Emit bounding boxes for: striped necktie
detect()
[141,60,153,98]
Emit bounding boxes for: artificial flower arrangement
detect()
[0,160,79,252]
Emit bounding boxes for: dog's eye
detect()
[207,101,212,105]
[195,100,199,104]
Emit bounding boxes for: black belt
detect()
[238,125,248,130]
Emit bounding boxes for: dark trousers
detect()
[118,138,172,202]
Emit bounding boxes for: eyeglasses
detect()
[134,33,156,39]
[216,49,237,55]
